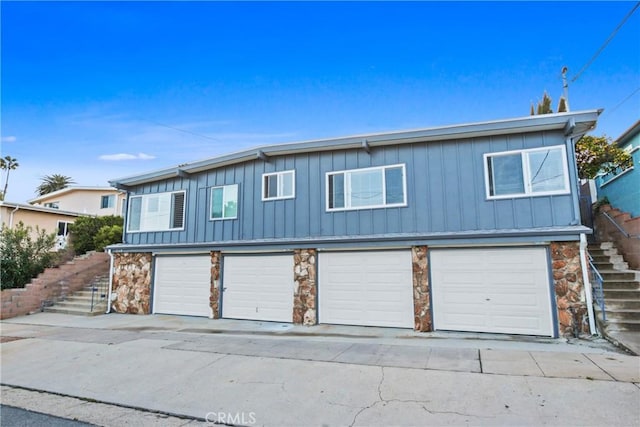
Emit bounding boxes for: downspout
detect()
[106,248,115,314]
[8,205,19,227]
[580,233,597,335]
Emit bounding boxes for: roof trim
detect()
[110,110,601,187]
[28,186,124,204]
[0,201,86,217]
[615,120,640,147]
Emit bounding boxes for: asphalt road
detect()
[0,405,94,427]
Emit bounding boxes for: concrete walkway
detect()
[1,313,639,426]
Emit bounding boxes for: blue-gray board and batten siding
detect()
[123,129,581,248]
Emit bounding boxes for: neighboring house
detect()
[0,201,83,250]
[594,120,640,217]
[29,186,126,217]
[108,110,601,338]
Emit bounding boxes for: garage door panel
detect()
[319,251,414,329]
[222,255,293,322]
[153,255,212,317]
[431,248,553,336]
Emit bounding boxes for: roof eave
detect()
[111,110,601,187]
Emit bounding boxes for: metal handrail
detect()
[601,211,640,239]
[587,254,606,322]
[90,276,108,312]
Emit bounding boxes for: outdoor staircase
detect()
[43,275,109,316]
[589,242,640,333]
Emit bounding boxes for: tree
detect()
[0,222,57,289]
[575,135,633,179]
[68,215,123,254]
[535,91,553,115]
[557,97,568,113]
[36,174,75,196]
[0,156,19,201]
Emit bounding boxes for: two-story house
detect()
[108,110,601,338]
[29,186,126,217]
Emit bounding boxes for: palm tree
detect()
[36,174,75,196]
[0,156,19,201]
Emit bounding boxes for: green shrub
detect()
[68,215,123,254]
[94,224,123,251]
[0,222,57,290]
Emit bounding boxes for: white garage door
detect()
[319,251,414,328]
[430,247,553,336]
[153,255,212,317]
[222,254,293,322]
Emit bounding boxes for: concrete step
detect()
[596,307,640,321]
[601,280,640,290]
[44,303,107,316]
[603,319,640,332]
[603,289,640,299]
[605,299,640,310]
[600,270,637,281]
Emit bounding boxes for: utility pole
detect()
[561,66,570,112]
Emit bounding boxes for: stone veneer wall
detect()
[412,246,432,332]
[111,253,152,314]
[551,242,589,337]
[210,251,221,319]
[293,249,317,325]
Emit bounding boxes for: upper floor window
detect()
[44,202,59,209]
[262,170,295,201]
[101,194,115,209]
[326,164,407,211]
[211,184,238,220]
[127,190,185,232]
[484,145,570,199]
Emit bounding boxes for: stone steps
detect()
[43,275,109,316]
[589,242,640,335]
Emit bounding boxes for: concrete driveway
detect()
[1,313,639,426]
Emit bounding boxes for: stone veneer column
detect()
[551,242,589,337]
[112,252,152,314]
[412,246,432,332]
[293,249,317,325]
[210,251,221,319]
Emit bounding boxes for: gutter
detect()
[580,234,597,335]
[106,248,115,314]
[8,205,20,227]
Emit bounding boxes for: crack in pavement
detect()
[349,366,495,426]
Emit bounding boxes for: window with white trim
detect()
[210,184,238,220]
[326,164,407,211]
[127,191,185,232]
[484,145,570,199]
[262,170,295,201]
[101,194,115,209]
[57,221,72,236]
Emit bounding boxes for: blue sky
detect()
[1,1,639,203]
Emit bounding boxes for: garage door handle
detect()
[222,287,227,291]
[485,298,491,301]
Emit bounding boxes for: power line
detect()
[604,86,640,116]
[571,1,640,83]
[139,118,222,142]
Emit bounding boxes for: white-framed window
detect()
[44,202,60,209]
[127,190,186,232]
[101,194,115,209]
[326,164,407,211]
[57,221,72,236]
[484,145,570,199]
[210,184,239,220]
[262,170,295,201]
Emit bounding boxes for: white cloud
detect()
[99,152,156,161]
[1,136,17,143]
